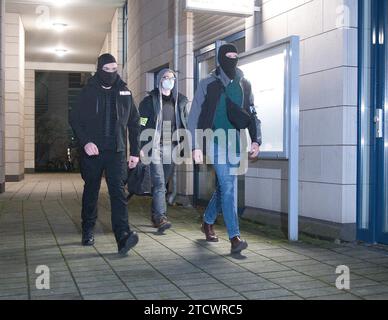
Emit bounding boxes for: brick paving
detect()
[0,173,388,300]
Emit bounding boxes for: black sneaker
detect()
[82,231,95,246]
[117,232,139,256]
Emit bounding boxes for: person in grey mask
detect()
[139,69,188,233]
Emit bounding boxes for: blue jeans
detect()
[204,144,240,240]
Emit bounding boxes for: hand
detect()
[128,156,140,169]
[192,149,203,164]
[249,143,260,159]
[84,143,99,156]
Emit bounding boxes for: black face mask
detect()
[96,53,118,87]
[218,44,239,80]
[97,70,118,87]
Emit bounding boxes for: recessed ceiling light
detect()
[52,23,67,32]
[51,0,69,7]
[55,48,67,57]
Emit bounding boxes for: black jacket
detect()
[139,88,189,149]
[188,67,262,150]
[69,75,141,157]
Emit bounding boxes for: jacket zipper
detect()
[116,98,119,121]
[239,78,245,110]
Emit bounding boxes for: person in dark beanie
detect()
[139,69,188,233]
[70,53,141,255]
[188,44,262,254]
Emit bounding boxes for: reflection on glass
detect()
[359,1,373,230]
[199,57,216,80]
[231,37,246,55]
[197,55,217,201]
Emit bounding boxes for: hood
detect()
[156,68,178,100]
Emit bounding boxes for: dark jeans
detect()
[79,150,130,242]
[150,146,175,221]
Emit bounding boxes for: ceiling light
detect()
[55,48,67,57]
[51,0,69,7]
[52,23,67,32]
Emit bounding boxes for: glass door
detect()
[358,0,388,244]
[377,0,388,243]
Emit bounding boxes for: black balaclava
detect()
[96,53,118,87]
[218,43,239,80]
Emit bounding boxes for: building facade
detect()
[104,0,358,242]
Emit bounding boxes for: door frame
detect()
[357,0,388,244]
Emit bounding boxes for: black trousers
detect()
[79,150,130,242]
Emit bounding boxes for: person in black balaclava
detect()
[70,53,141,256]
[217,43,239,80]
[188,43,262,255]
[96,53,119,87]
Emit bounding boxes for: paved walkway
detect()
[0,174,388,300]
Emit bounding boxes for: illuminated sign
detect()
[239,46,287,157]
[239,37,300,159]
[185,0,255,17]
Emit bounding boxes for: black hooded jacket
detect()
[69,75,141,157]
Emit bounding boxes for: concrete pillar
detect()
[245,4,261,51]
[111,8,124,77]
[4,13,25,182]
[0,0,5,193]
[176,9,195,204]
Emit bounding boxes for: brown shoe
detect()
[231,236,248,254]
[155,216,172,233]
[201,222,219,242]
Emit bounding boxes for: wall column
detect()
[176,8,194,204]
[4,13,25,182]
[0,0,5,193]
